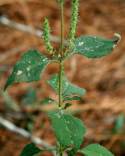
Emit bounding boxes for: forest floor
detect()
[0,0,125,156]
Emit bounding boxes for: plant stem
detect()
[60,2,64,56]
[60,150,63,156]
[58,145,63,156]
[58,62,63,108]
[58,1,64,108]
[58,2,64,156]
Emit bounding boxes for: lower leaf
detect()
[48,111,86,151]
[20,143,41,156]
[79,144,114,156]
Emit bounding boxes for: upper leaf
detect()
[49,111,86,151]
[4,49,49,90]
[20,143,41,156]
[79,144,114,156]
[73,34,120,58]
[48,73,86,97]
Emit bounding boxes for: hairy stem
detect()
[69,0,79,41]
[58,1,64,109]
[58,2,65,156]
[43,18,53,53]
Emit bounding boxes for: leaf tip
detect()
[4,82,8,91]
[113,33,121,44]
[4,77,12,91]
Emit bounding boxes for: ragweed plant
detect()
[4,0,121,156]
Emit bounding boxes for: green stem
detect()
[58,145,63,156]
[58,2,64,108]
[60,1,64,57]
[41,147,56,152]
[58,62,63,108]
[58,2,64,156]
[60,151,63,156]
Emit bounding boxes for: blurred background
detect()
[0,0,125,156]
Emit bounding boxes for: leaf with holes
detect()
[48,73,86,97]
[79,144,114,156]
[4,49,49,90]
[20,143,41,156]
[49,111,86,152]
[73,34,120,58]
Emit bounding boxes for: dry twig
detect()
[0,46,27,63]
[0,16,60,43]
[0,116,56,155]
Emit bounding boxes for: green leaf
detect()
[113,114,125,134]
[67,150,76,156]
[64,103,72,109]
[40,97,56,105]
[48,73,86,97]
[49,111,86,151]
[22,87,37,105]
[63,96,82,102]
[4,49,49,90]
[79,144,114,156]
[20,143,41,156]
[73,34,120,58]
